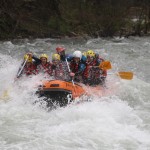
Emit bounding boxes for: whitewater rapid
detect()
[0,37,150,150]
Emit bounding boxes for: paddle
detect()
[1,55,29,100]
[108,72,133,80]
[99,61,112,70]
[65,58,75,86]
[65,58,78,98]
[16,55,29,78]
[0,89,9,100]
[98,61,133,79]
[117,72,133,80]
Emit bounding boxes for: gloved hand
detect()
[14,77,19,81]
[60,73,63,77]
[51,65,56,69]
[70,72,75,77]
[88,66,93,69]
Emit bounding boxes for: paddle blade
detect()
[117,72,133,80]
[0,90,9,100]
[99,61,112,70]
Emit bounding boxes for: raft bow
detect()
[37,80,86,107]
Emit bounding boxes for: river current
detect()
[0,36,150,150]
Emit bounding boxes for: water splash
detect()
[0,37,150,150]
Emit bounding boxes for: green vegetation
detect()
[0,0,150,40]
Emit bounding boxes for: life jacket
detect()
[61,61,70,80]
[23,64,38,76]
[70,61,80,74]
[94,56,107,77]
[51,63,64,80]
[83,59,100,79]
[60,55,66,62]
[37,62,52,76]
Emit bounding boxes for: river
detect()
[0,36,150,150]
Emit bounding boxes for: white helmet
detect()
[73,51,82,60]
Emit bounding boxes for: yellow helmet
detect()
[40,54,48,60]
[87,50,95,57]
[24,54,32,63]
[52,54,60,61]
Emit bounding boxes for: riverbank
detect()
[1,0,150,41]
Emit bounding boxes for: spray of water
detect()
[0,38,150,150]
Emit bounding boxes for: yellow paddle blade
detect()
[99,61,112,70]
[117,72,133,80]
[0,90,9,100]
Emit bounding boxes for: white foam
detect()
[0,38,150,150]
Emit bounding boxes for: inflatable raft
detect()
[37,80,86,107]
[36,70,134,107]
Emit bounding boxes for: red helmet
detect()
[56,47,66,53]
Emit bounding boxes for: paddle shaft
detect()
[65,58,75,86]
[17,55,29,78]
